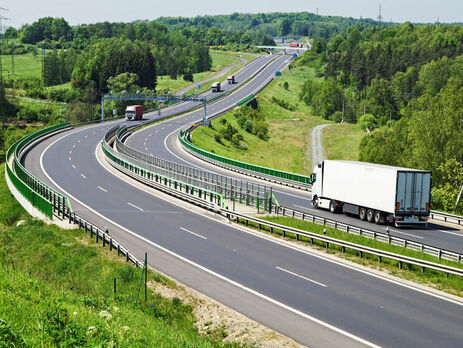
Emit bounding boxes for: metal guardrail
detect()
[273,205,463,263]
[179,130,312,188]
[116,126,273,212]
[430,210,463,226]
[226,211,463,277]
[7,123,73,220]
[103,125,226,211]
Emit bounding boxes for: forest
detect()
[298,23,463,212]
[157,12,378,40]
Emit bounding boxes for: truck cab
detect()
[125,105,143,121]
[211,82,221,93]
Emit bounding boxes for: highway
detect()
[23,53,463,347]
[126,90,463,255]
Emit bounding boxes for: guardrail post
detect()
[270,227,273,234]
[96,230,99,243]
[117,244,120,256]
[302,213,305,220]
[438,250,442,260]
[378,256,382,263]
[90,226,94,238]
[359,251,363,258]
[103,234,106,247]
[283,230,286,237]
[126,251,129,262]
[296,234,299,241]
[341,246,345,253]
[110,238,113,251]
[398,261,403,269]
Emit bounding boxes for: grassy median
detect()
[245,215,463,297]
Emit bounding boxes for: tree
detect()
[279,19,292,36]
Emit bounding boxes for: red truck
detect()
[125,105,143,121]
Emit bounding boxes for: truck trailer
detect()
[211,82,221,92]
[125,105,143,121]
[311,160,431,227]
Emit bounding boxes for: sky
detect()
[2,0,463,29]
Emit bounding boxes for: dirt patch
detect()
[151,280,303,348]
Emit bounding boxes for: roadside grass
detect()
[322,123,365,161]
[0,163,243,347]
[1,53,42,80]
[191,65,329,175]
[156,52,243,94]
[247,215,463,296]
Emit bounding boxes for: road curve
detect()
[23,53,463,347]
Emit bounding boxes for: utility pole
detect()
[377,4,383,27]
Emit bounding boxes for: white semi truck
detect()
[311,160,431,227]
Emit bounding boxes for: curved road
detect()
[23,53,463,347]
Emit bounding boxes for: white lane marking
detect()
[44,141,381,347]
[92,132,96,135]
[428,228,463,237]
[69,150,72,154]
[145,148,148,151]
[127,202,144,211]
[144,142,146,146]
[294,204,309,210]
[144,138,148,141]
[73,144,76,148]
[180,227,207,240]
[149,133,152,137]
[72,164,76,169]
[77,139,81,143]
[276,267,327,287]
[388,229,424,239]
[98,186,107,192]
[80,173,87,179]
[68,157,71,161]
[84,135,88,138]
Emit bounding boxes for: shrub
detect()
[183,73,193,82]
[244,119,254,133]
[214,134,223,144]
[283,81,289,90]
[254,121,269,140]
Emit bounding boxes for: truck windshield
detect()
[126,111,135,115]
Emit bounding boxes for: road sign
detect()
[275,71,282,76]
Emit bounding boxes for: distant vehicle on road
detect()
[311,160,431,227]
[289,43,303,48]
[211,82,221,92]
[227,75,235,84]
[125,105,143,121]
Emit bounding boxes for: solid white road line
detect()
[180,227,207,240]
[389,229,424,239]
[98,186,107,193]
[72,164,76,169]
[276,267,327,287]
[428,228,463,237]
[80,173,87,179]
[127,202,144,211]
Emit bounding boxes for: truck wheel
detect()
[374,211,384,224]
[367,209,375,222]
[329,200,337,213]
[313,196,319,209]
[359,207,367,221]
